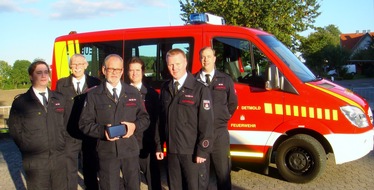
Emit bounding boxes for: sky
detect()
[1,0,374,66]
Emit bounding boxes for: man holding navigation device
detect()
[79,54,149,190]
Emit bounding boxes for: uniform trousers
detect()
[82,138,99,190]
[99,155,140,190]
[66,137,99,190]
[139,148,162,190]
[167,153,207,190]
[23,155,67,190]
[200,130,232,190]
[65,138,82,190]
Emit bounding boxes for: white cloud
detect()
[0,0,170,19]
[49,0,171,20]
[0,0,50,16]
[0,0,21,13]
[142,0,167,8]
[49,0,134,20]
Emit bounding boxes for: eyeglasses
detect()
[70,63,86,67]
[106,67,123,74]
[35,70,50,75]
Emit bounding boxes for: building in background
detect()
[340,31,374,75]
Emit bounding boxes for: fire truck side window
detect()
[79,40,123,80]
[124,38,193,89]
[213,37,269,88]
[75,38,193,88]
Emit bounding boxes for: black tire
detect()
[275,134,326,183]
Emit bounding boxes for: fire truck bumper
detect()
[325,129,374,164]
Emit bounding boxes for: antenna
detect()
[168,0,171,26]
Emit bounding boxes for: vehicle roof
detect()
[55,24,271,41]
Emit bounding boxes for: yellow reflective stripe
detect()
[54,41,69,79]
[301,106,307,117]
[55,40,80,79]
[230,151,264,158]
[275,104,283,115]
[306,83,364,111]
[264,103,339,121]
[325,109,331,120]
[317,108,323,119]
[309,107,315,118]
[332,110,338,121]
[293,105,299,116]
[264,103,272,114]
[74,40,80,54]
[67,40,76,59]
[285,105,291,116]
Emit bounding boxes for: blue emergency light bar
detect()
[189,13,225,25]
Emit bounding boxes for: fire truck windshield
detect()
[260,35,317,82]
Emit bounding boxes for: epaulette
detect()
[222,72,232,78]
[197,78,209,87]
[84,85,98,93]
[14,94,23,100]
[161,80,172,89]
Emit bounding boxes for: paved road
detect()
[0,133,155,190]
[1,78,373,190]
[1,133,374,190]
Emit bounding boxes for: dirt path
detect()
[0,89,27,106]
[0,89,27,128]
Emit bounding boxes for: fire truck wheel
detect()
[275,134,326,183]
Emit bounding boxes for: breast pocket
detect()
[213,86,228,104]
[23,111,45,131]
[96,104,115,120]
[177,96,197,123]
[53,104,65,125]
[121,100,138,121]
[178,97,196,106]
[21,111,47,151]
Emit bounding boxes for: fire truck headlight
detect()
[368,107,373,125]
[340,106,369,128]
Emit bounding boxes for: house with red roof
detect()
[341,31,373,55]
[340,31,374,74]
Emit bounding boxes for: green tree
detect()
[10,60,31,88]
[0,60,12,89]
[179,0,321,51]
[299,25,349,76]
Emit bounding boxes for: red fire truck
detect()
[50,13,374,183]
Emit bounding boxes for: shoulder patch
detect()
[202,140,210,148]
[203,100,211,110]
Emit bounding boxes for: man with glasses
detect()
[56,54,101,190]
[9,60,67,190]
[79,54,149,190]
